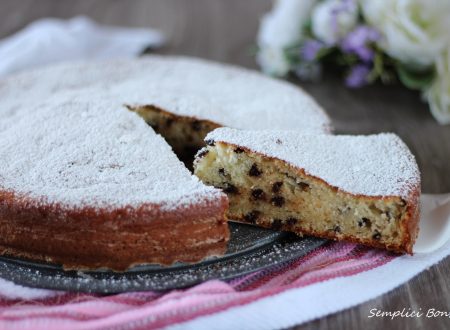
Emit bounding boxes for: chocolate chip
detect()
[251,188,265,200]
[383,211,392,221]
[244,210,260,224]
[218,168,226,176]
[248,163,262,177]
[196,149,209,158]
[271,196,285,207]
[272,181,283,193]
[165,118,174,127]
[298,182,310,191]
[191,120,202,131]
[372,231,381,240]
[338,205,350,214]
[358,217,371,227]
[205,139,215,146]
[271,219,282,230]
[234,147,244,153]
[369,204,384,215]
[276,139,282,145]
[334,225,341,233]
[286,217,298,226]
[223,183,238,194]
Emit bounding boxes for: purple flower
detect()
[341,25,381,62]
[301,39,325,61]
[346,64,371,88]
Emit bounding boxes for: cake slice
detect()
[0,96,229,271]
[194,128,420,254]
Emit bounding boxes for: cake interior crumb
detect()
[194,142,409,249]
[130,105,221,169]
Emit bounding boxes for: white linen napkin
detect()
[0,16,165,77]
[414,193,450,253]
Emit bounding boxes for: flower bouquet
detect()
[257,0,450,124]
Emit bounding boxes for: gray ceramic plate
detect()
[0,223,326,293]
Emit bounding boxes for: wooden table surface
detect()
[1,0,449,328]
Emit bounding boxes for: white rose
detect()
[424,50,450,124]
[311,0,358,44]
[257,0,318,76]
[361,0,450,68]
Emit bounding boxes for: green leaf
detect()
[396,65,434,90]
[284,45,301,64]
[335,53,358,66]
[315,46,333,60]
[365,51,383,83]
[248,44,259,56]
[303,18,313,36]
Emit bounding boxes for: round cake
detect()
[0,56,331,270]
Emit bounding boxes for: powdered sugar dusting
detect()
[0,95,222,209]
[207,128,420,199]
[0,55,331,133]
[0,56,331,210]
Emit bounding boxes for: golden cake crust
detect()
[0,190,229,271]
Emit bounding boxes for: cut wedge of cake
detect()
[0,96,229,271]
[194,128,421,254]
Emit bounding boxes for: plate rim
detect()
[0,224,327,293]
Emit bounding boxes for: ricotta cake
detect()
[194,128,420,254]
[0,56,331,270]
[0,96,229,271]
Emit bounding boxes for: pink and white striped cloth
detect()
[0,242,396,329]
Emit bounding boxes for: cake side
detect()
[0,190,229,271]
[194,130,421,254]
